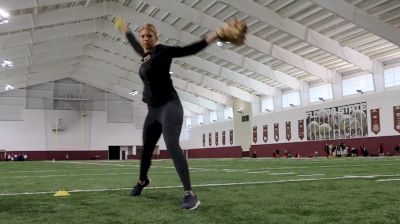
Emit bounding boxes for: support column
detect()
[332,74,343,100]
[373,61,385,93]
[273,92,282,112]
[299,81,310,106]
[233,98,252,151]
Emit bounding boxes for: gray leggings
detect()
[139,98,192,191]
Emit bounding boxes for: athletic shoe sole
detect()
[183,200,200,211]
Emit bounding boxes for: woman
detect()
[118,19,218,210]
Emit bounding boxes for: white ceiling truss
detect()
[0,0,399,116]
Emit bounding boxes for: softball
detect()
[115,16,123,32]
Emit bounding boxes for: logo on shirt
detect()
[140,54,151,64]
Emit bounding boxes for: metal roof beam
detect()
[220,0,380,73]
[310,0,400,47]
[139,0,304,88]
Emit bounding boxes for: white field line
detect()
[190,167,221,172]
[344,174,400,178]
[297,174,326,177]
[47,161,138,167]
[222,169,251,172]
[269,172,295,175]
[2,167,135,174]
[49,161,237,172]
[241,157,400,163]
[2,170,59,173]
[0,173,136,179]
[1,174,395,196]
[375,179,400,182]
[246,171,271,174]
[343,175,376,178]
[48,160,400,172]
[1,167,215,174]
[374,174,400,177]
[196,163,397,171]
[0,168,244,179]
[3,161,400,178]
[50,161,205,171]
[0,171,201,179]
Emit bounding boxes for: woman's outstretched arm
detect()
[165,32,218,58]
[120,19,145,57]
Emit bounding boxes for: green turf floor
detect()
[1,157,399,224]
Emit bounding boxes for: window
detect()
[261,98,274,112]
[309,84,333,103]
[210,111,217,122]
[185,117,192,128]
[282,91,300,108]
[384,64,400,88]
[342,73,374,96]
[224,107,233,119]
[197,114,204,125]
[180,130,189,141]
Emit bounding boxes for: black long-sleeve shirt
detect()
[125,32,209,106]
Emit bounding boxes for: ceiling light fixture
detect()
[1,60,13,67]
[0,8,10,24]
[129,90,138,96]
[4,84,14,91]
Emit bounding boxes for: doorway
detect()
[108,146,120,160]
[121,150,126,160]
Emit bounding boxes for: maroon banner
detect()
[209,133,212,146]
[274,123,279,142]
[215,132,219,146]
[229,129,233,145]
[202,133,205,147]
[370,109,380,134]
[253,126,257,143]
[263,125,268,143]
[286,121,291,141]
[394,106,400,133]
[222,131,226,145]
[298,120,304,140]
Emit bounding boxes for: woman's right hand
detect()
[120,19,129,33]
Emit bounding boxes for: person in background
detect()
[378,143,384,156]
[252,149,257,158]
[359,144,365,157]
[324,143,330,158]
[363,145,369,157]
[272,150,277,158]
[394,144,400,156]
[351,146,357,157]
[283,149,288,158]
